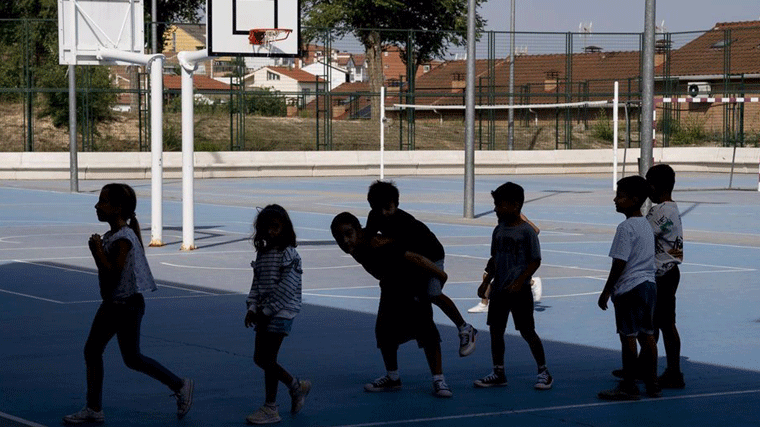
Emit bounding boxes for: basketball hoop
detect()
[248,28,292,54]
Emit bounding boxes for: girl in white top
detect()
[64,184,193,424]
[244,204,310,424]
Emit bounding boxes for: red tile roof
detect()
[163,74,231,90]
[267,67,326,82]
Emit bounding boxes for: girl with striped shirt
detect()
[244,204,310,424]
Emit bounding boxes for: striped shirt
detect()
[246,246,302,319]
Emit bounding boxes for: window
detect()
[267,71,280,81]
[711,39,734,49]
[423,65,430,72]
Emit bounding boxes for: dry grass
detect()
[0,101,728,152]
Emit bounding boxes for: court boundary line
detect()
[0,411,47,427]
[324,388,760,427]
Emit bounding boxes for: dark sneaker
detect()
[658,370,685,389]
[474,371,508,388]
[364,375,402,392]
[534,368,553,390]
[173,378,194,419]
[433,379,453,398]
[645,382,662,398]
[246,405,281,425]
[289,379,311,414]
[459,324,477,357]
[612,368,642,382]
[63,407,105,424]
[598,382,641,401]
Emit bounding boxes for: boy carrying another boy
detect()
[598,175,660,400]
[365,181,477,357]
[331,212,454,398]
[474,182,553,390]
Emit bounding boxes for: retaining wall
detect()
[0,147,757,180]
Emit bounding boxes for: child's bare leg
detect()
[254,332,293,403]
[660,322,681,372]
[431,294,465,328]
[520,329,547,368]
[379,346,399,372]
[490,326,506,366]
[422,342,443,376]
[619,335,639,384]
[637,333,658,385]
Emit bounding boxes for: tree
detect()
[302,0,486,121]
[153,0,205,53]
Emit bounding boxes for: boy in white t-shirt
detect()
[646,164,685,388]
[597,176,659,401]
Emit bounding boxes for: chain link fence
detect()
[1,19,759,152]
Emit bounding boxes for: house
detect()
[300,61,350,90]
[244,66,326,107]
[346,54,368,82]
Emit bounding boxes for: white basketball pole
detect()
[69,64,79,193]
[149,55,165,246]
[178,49,209,251]
[96,49,165,246]
[463,0,476,219]
[613,81,619,190]
[380,86,385,180]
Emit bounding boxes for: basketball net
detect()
[248,29,292,55]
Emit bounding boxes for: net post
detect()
[613,81,619,191]
[380,86,386,180]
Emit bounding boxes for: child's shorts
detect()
[486,288,535,331]
[613,281,656,337]
[654,266,680,328]
[426,259,445,297]
[255,316,294,335]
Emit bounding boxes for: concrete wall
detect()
[0,147,757,180]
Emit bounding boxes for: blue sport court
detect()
[1,173,758,426]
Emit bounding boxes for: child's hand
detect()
[244,310,257,328]
[88,234,102,253]
[477,281,489,299]
[438,271,448,287]
[598,291,611,310]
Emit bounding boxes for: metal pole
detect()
[151,0,157,53]
[640,0,656,177]
[149,56,164,246]
[380,86,385,179]
[181,61,196,250]
[69,65,79,193]
[464,0,476,219]
[613,81,619,190]
[508,0,515,150]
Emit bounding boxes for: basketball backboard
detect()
[207,0,300,57]
[58,0,145,65]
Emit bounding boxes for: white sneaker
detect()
[63,407,105,424]
[174,378,194,419]
[246,404,281,425]
[531,277,542,302]
[467,302,488,313]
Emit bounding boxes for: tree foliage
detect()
[301,0,486,120]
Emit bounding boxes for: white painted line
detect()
[0,411,48,427]
[325,388,760,427]
[160,261,362,271]
[0,288,63,304]
[307,285,377,291]
[304,293,378,300]
[16,260,96,275]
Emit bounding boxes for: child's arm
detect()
[520,213,540,235]
[259,251,302,317]
[477,271,493,299]
[506,259,541,293]
[89,235,130,291]
[403,251,448,285]
[598,258,626,310]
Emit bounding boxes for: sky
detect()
[480,0,760,33]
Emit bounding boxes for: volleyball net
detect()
[386,94,759,192]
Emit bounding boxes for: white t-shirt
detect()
[608,217,656,299]
[101,226,157,300]
[646,201,683,276]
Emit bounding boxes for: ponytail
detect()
[128,213,144,248]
